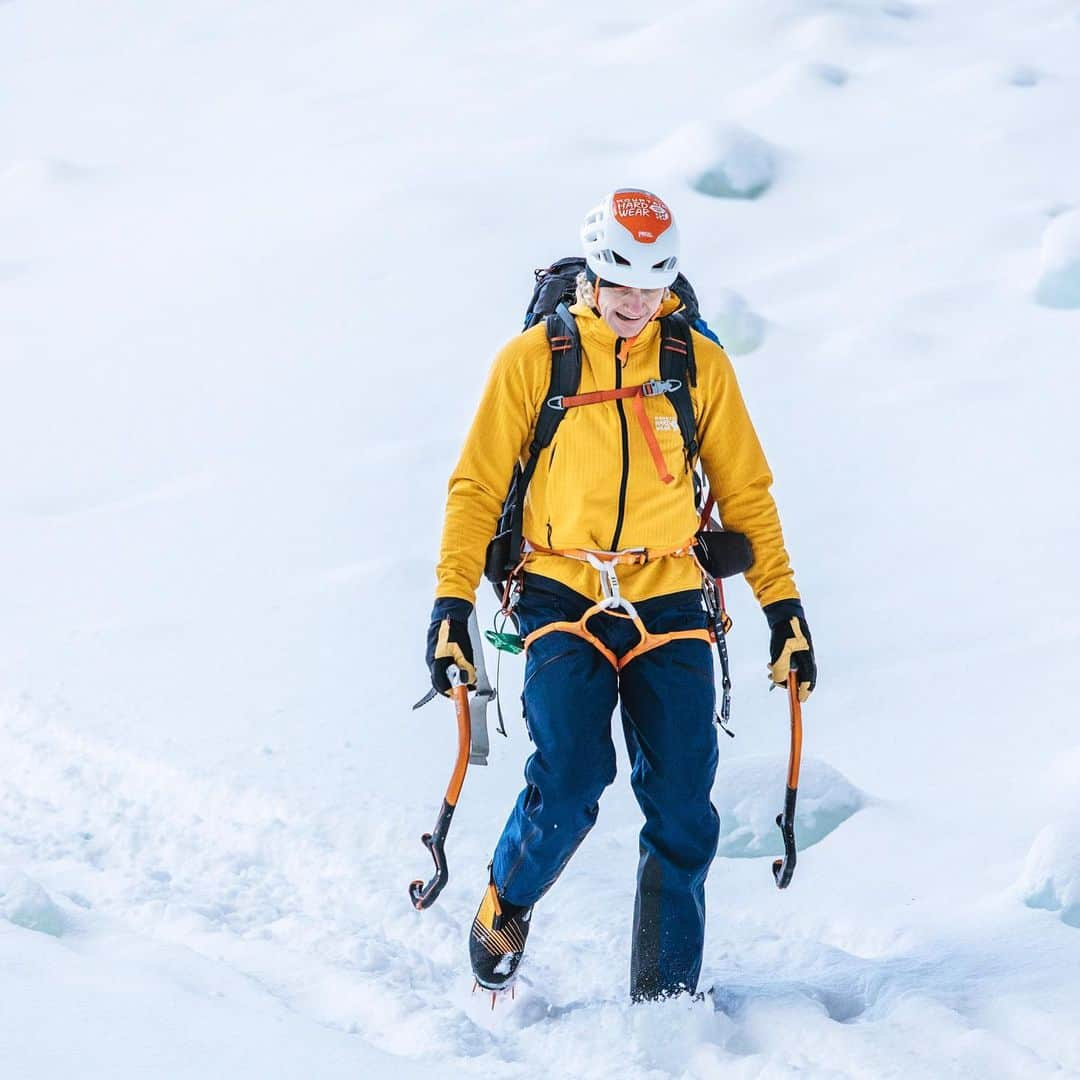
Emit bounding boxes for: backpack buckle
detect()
[546,395,566,411]
[641,378,682,398]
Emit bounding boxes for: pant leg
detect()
[618,599,720,1000]
[491,589,619,908]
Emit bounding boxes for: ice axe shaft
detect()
[409,665,471,910]
[772,671,803,889]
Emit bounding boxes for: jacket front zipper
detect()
[610,337,631,551]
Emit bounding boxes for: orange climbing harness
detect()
[518,541,714,670]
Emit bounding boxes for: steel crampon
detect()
[472,979,516,1010]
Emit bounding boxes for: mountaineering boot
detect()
[470,875,532,991]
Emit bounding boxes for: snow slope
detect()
[2,0,1080,1076]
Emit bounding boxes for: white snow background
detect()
[2,1,1080,1076]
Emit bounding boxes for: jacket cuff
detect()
[763,598,806,630]
[431,597,474,624]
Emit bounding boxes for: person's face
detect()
[595,283,665,338]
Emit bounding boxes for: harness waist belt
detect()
[524,538,697,566]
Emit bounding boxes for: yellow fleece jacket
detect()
[435,298,799,608]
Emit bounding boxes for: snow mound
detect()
[641,124,777,201]
[0,157,90,194]
[882,1,917,18]
[809,61,850,87]
[1035,208,1080,309]
[714,756,867,859]
[0,260,28,282]
[0,870,66,937]
[1008,64,1041,88]
[1019,821,1080,927]
[708,289,767,356]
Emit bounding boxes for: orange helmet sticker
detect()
[611,191,673,244]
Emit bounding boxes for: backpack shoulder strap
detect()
[507,304,582,562]
[658,312,699,467]
[530,304,580,458]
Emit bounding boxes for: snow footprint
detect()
[710,977,870,1025]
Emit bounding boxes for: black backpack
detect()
[483,257,715,586]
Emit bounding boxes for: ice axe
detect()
[409,664,472,910]
[772,670,803,889]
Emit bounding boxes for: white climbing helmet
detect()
[580,188,680,289]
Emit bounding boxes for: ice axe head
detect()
[409,822,450,910]
[772,791,797,889]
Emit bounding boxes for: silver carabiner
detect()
[641,378,682,398]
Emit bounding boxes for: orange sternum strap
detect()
[523,602,712,671]
[554,379,681,485]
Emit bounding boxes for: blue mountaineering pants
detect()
[491,574,721,1000]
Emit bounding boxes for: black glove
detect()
[763,599,816,702]
[426,598,477,695]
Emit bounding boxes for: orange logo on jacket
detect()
[612,191,673,244]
